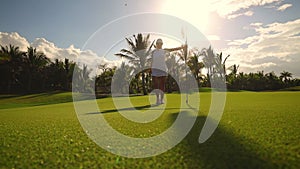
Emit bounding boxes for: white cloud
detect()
[243,22,264,30]
[223,19,300,77]
[277,3,292,11]
[250,22,264,27]
[0,32,120,75]
[211,0,282,19]
[241,62,277,70]
[227,10,254,19]
[31,38,80,61]
[0,32,30,51]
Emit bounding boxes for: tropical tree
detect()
[73,64,93,93]
[0,45,25,92]
[201,46,215,77]
[228,64,239,77]
[111,62,133,94]
[46,59,63,90]
[227,64,239,87]
[201,46,227,87]
[265,71,282,90]
[165,53,182,92]
[237,72,246,90]
[23,47,50,92]
[115,33,154,95]
[280,71,292,85]
[214,52,230,79]
[63,58,75,90]
[187,51,205,87]
[45,58,75,90]
[96,63,115,94]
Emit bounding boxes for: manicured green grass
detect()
[0,91,74,109]
[280,86,300,91]
[199,87,213,92]
[0,91,299,168]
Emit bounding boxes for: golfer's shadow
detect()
[87,104,153,114]
[168,112,277,169]
[86,104,195,115]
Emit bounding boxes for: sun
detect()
[160,0,210,33]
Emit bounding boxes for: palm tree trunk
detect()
[141,72,147,95]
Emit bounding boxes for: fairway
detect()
[0,92,299,168]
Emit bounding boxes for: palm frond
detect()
[114,53,135,60]
[222,54,230,65]
[125,38,136,52]
[145,40,155,56]
[120,49,135,56]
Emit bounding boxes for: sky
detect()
[0,0,300,77]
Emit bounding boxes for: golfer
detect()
[151,38,187,104]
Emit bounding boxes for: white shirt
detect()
[152,49,168,72]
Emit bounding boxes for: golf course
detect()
[0,90,299,168]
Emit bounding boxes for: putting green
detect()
[0,92,299,168]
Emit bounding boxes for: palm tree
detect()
[280,71,292,83]
[24,47,50,92]
[227,64,239,89]
[63,58,75,90]
[46,59,63,90]
[96,63,113,94]
[73,64,93,93]
[201,46,215,79]
[238,72,246,90]
[187,52,205,87]
[166,53,182,92]
[0,45,24,92]
[201,46,228,87]
[265,71,282,90]
[280,71,293,87]
[218,52,230,78]
[0,48,10,62]
[115,33,154,95]
[111,62,133,94]
[228,64,239,77]
[0,47,11,92]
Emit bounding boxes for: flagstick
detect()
[185,39,188,104]
[181,27,189,104]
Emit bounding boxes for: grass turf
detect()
[0,91,299,168]
[280,86,300,91]
[0,91,74,109]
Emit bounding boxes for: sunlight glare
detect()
[161,0,210,33]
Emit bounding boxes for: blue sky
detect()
[1,0,300,76]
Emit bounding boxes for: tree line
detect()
[109,34,300,94]
[0,45,82,93]
[1,34,299,94]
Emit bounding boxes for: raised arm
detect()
[164,44,187,52]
